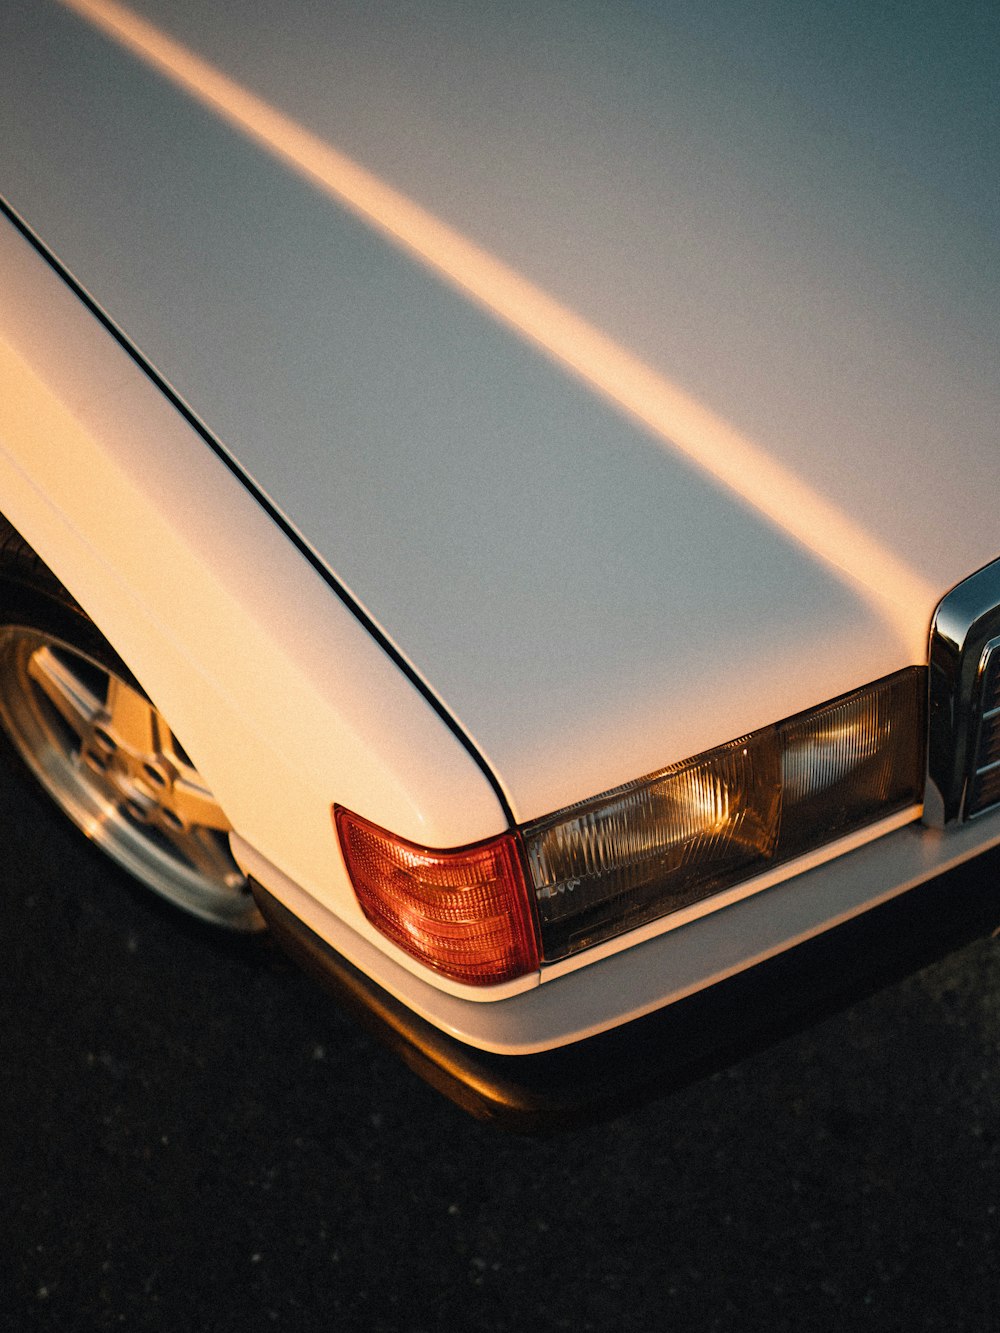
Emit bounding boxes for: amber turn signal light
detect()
[334,807,540,986]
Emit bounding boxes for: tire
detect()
[0,515,263,931]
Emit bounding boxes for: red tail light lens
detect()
[334,807,540,986]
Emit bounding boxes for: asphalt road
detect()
[2,756,998,1333]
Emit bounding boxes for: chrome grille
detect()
[966,638,1000,818]
[925,557,1000,827]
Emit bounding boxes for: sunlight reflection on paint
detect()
[60,0,935,648]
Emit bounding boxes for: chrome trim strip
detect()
[925,558,1000,825]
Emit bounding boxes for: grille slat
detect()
[965,642,1000,818]
[982,664,1000,716]
[970,764,1000,815]
[978,718,1000,770]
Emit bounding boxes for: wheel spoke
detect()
[167,774,232,832]
[77,756,129,815]
[104,676,158,754]
[157,721,194,770]
[27,646,103,740]
[156,819,242,888]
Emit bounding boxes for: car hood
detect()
[2,0,998,821]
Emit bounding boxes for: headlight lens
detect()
[525,669,925,960]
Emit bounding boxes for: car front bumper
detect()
[251,845,1000,1132]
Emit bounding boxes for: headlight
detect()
[525,669,925,960]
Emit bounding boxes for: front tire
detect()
[0,517,263,931]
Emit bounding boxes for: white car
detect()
[1,0,997,1125]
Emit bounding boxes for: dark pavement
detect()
[2,754,998,1332]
